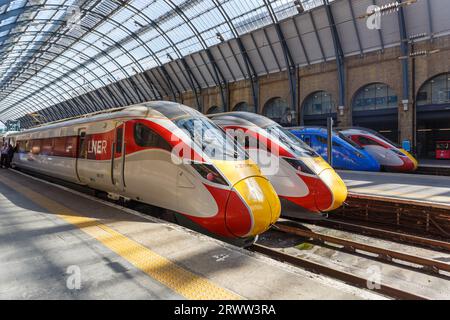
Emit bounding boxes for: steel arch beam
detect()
[263,0,298,123]
[323,0,345,112]
[398,0,410,102]
[211,0,259,112]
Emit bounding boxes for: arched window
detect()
[417,73,450,106]
[301,91,336,126]
[352,83,399,143]
[206,106,224,115]
[263,97,293,125]
[233,102,253,112]
[302,91,335,116]
[416,73,450,159]
[353,83,398,112]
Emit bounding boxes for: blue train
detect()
[288,127,381,172]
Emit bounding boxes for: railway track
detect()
[332,194,450,238]
[415,165,450,177]
[250,220,450,300]
[249,244,427,300]
[311,218,450,253]
[274,223,450,276]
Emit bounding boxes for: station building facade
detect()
[188,35,450,159]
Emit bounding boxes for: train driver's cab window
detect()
[357,136,381,146]
[134,123,172,151]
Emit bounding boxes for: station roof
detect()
[0,0,447,128]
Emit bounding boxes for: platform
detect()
[418,159,450,168]
[338,171,450,208]
[0,169,380,300]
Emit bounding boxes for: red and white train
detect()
[7,102,281,245]
[208,112,348,218]
[340,127,418,172]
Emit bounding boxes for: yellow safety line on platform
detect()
[0,174,240,300]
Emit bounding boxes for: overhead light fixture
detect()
[293,0,304,14]
[359,0,417,19]
[409,33,428,41]
[216,32,225,43]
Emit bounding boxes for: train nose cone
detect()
[226,177,281,238]
[401,149,419,171]
[316,169,348,212]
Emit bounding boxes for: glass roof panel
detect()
[0,0,335,123]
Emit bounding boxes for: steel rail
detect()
[250,244,427,300]
[335,193,450,238]
[315,218,450,253]
[275,223,450,275]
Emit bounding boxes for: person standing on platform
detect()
[0,143,7,168]
[6,143,14,168]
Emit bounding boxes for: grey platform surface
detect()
[338,171,450,207]
[419,159,450,168]
[0,169,380,300]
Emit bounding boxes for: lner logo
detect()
[88,140,108,155]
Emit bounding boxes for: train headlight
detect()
[191,163,229,186]
[283,157,314,175]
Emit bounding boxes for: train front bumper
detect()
[226,176,281,238]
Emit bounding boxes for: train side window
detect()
[116,127,123,153]
[332,141,342,148]
[316,136,327,145]
[17,140,26,153]
[134,123,171,151]
[42,138,54,156]
[66,137,77,158]
[31,140,42,155]
[53,137,65,157]
[302,135,312,147]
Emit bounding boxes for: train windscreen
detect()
[175,117,249,161]
[352,127,401,148]
[337,132,364,150]
[266,125,319,158]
